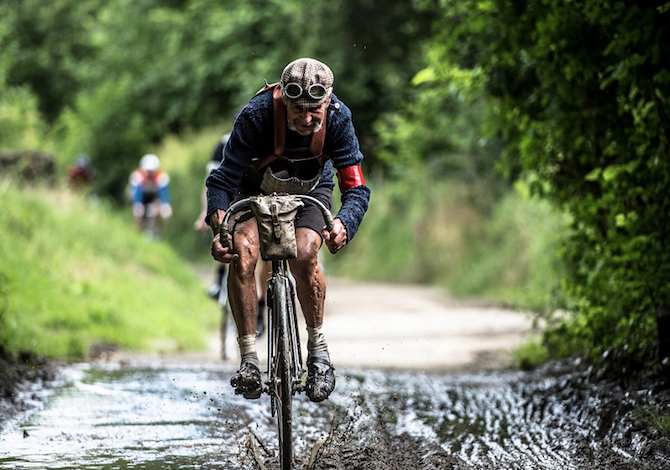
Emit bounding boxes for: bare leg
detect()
[289,228,326,328]
[226,217,264,398]
[227,218,261,336]
[256,260,272,300]
[290,228,335,402]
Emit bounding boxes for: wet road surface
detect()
[1,361,668,470]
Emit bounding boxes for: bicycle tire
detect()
[272,276,293,470]
[220,301,231,360]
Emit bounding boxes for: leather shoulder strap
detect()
[250,83,330,170]
[272,85,286,158]
[309,94,330,161]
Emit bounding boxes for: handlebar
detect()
[218,194,334,249]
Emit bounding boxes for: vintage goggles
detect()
[282,82,330,101]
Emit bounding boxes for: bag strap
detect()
[251,83,330,170]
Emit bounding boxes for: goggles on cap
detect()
[283,82,330,101]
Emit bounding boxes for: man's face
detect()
[286,101,326,136]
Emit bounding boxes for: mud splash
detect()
[311,366,670,470]
[1,362,669,470]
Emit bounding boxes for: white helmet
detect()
[140,154,160,171]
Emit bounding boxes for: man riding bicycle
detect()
[206,58,370,402]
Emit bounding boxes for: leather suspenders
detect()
[250,83,330,170]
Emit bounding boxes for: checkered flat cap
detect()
[281,58,334,108]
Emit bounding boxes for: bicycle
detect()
[137,199,162,240]
[219,193,333,470]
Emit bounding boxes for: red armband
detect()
[337,166,366,192]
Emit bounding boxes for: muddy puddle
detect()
[1,362,669,470]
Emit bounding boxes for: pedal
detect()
[242,389,262,399]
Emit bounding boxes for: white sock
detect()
[237,334,260,368]
[307,325,329,359]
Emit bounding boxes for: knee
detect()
[292,237,320,278]
[231,233,260,279]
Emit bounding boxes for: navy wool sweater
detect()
[206,88,371,242]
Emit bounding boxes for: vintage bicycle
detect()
[219,193,333,470]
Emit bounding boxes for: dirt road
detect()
[193,268,537,372]
[322,278,535,372]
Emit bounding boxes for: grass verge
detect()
[0,177,218,360]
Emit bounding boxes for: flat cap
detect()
[281,58,334,107]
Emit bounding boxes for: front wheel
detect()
[272,277,293,470]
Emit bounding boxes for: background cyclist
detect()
[194,134,268,348]
[129,153,172,233]
[66,154,96,191]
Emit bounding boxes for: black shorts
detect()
[141,191,158,205]
[230,186,333,238]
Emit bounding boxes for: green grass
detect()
[637,406,670,440]
[446,185,567,312]
[325,176,566,315]
[510,336,550,370]
[0,177,219,359]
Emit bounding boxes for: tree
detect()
[1,0,434,199]
[1,0,98,123]
[424,0,670,373]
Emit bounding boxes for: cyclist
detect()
[194,134,268,339]
[129,154,172,232]
[67,154,96,190]
[206,58,371,402]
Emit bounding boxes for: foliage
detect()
[374,80,506,200]
[325,177,565,314]
[425,0,670,373]
[59,77,149,200]
[511,336,550,371]
[0,177,218,359]
[447,184,567,312]
[0,87,45,150]
[1,0,98,123]
[1,0,433,201]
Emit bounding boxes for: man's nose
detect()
[302,111,313,123]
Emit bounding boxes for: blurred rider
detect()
[67,154,96,190]
[195,135,267,342]
[206,58,371,402]
[129,154,172,232]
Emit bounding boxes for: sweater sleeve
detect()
[337,185,371,242]
[325,97,372,242]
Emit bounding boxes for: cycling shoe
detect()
[231,362,262,399]
[306,356,335,402]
